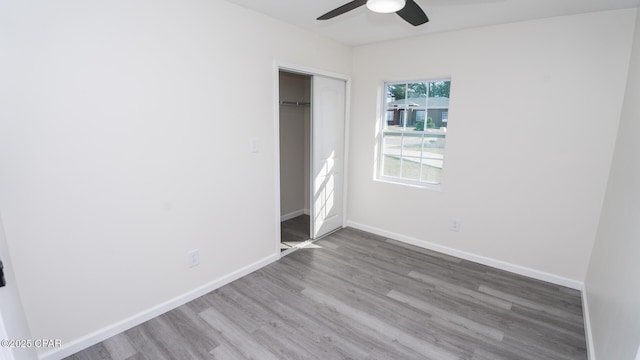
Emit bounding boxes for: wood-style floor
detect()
[280,214,310,251]
[67,228,587,360]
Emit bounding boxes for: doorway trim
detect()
[273,61,351,255]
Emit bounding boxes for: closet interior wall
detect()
[279,71,311,222]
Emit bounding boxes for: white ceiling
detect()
[225,0,640,46]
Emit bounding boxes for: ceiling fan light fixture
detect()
[366,0,406,14]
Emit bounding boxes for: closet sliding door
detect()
[311,76,346,239]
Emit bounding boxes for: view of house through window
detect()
[379,79,451,186]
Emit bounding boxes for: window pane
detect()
[401,108,428,132]
[400,157,421,181]
[382,155,401,178]
[407,82,427,100]
[426,108,447,129]
[422,133,446,153]
[408,109,426,132]
[385,109,408,131]
[401,133,423,157]
[422,134,445,159]
[382,133,402,156]
[428,81,450,98]
[420,165,442,184]
[387,84,406,103]
[421,135,444,184]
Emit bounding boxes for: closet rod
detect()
[279,100,310,106]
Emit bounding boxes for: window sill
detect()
[375,176,443,192]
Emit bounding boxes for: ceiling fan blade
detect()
[317,0,367,20]
[396,0,429,26]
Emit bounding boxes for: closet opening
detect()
[278,70,312,252]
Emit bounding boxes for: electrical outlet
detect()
[450,218,462,232]
[188,249,200,268]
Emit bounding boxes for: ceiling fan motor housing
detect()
[366,0,407,13]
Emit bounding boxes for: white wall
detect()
[0,214,37,360]
[0,0,350,357]
[585,8,640,360]
[348,9,635,284]
[279,72,311,218]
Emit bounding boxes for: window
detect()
[379,79,451,186]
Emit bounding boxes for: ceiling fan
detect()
[317,0,429,26]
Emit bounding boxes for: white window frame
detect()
[377,78,451,189]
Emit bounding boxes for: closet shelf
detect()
[280,100,310,107]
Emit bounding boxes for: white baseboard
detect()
[347,221,583,290]
[582,283,596,360]
[281,208,310,222]
[39,253,280,360]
